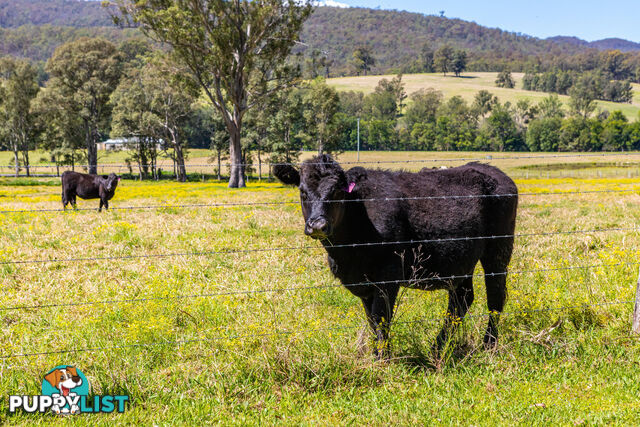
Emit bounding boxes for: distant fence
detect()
[2,151,640,179]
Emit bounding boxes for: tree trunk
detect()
[228,126,245,188]
[23,149,30,177]
[257,144,262,181]
[13,143,19,178]
[85,119,98,175]
[174,136,187,182]
[217,150,222,181]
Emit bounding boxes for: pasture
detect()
[328,72,640,121]
[1,151,640,424]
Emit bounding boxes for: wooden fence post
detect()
[633,267,640,334]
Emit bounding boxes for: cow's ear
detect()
[272,164,300,187]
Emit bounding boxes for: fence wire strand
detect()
[2,260,638,312]
[1,298,635,359]
[0,226,637,266]
[4,150,640,170]
[1,188,639,214]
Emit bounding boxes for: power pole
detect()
[357,118,360,162]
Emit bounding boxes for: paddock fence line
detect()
[1,298,636,360]
[3,150,640,171]
[0,226,637,266]
[2,260,638,313]
[1,188,640,214]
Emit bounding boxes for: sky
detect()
[318,0,640,42]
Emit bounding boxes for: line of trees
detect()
[523,69,633,103]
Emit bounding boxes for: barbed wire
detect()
[1,188,639,214]
[1,298,635,359]
[3,260,638,312]
[3,150,640,170]
[0,226,636,266]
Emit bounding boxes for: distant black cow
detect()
[61,171,120,211]
[274,155,518,357]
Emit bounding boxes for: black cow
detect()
[61,171,120,211]
[274,155,518,357]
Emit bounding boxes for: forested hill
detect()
[0,0,114,27]
[547,36,640,52]
[1,0,639,73]
[299,7,583,74]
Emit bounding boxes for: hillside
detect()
[1,1,639,74]
[548,36,640,52]
[327,72,640,120]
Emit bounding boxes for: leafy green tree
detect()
[303,78,341,155]
[113,0,313,188]
[45,37,122,174]
[525,117,562,151]
[110,69,159,179]
[537,94,565,119]
[404,88,443,130]
[558,117,602,151]
[477,103,524,151]
[434,45,454,76]
[410,122,436,150]
[568,79,597,118]
[451,50,467,77]
[513,98,538,128]
[434,96,476,150]
[362,74,406,122]
[600,110,629,151]
[32,84,85,174]
[419,43,434,73]
[472,90,498,119]
[495,70,515,88]
[338,90,364,117]
[351,46,376,76]
[0,57,40,177]
[603,50,626,80]
[142,56,199,182]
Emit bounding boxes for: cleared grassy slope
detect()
[328,72,640,120]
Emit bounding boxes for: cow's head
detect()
[273,155,354,240]
[104,173,120,192]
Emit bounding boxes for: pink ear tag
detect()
[346,182,356,193]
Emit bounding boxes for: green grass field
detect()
[1,152,640,424]
[328,72,640,121]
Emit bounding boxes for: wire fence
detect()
[1,188,639,214]
[0,226,637,266]
[3,150,640,171]
[2,260,638,312]
[2,151,640,360]
[1,298,635,359]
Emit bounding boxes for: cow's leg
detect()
[71,194,77,210]
[435,277,474,349]
[103,199,109,210]
[361,284,399,359]
[480,241,512,349]
[62,191,68,210]
[98,199,103,212]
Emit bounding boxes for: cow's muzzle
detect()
[305,217,331,239]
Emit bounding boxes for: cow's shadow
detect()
[387,334,480,371]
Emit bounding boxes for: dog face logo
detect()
[44,366,83,397]
[41,365,89,415]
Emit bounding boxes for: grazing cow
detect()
[61,171,120,211]
[274,155,518,357]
